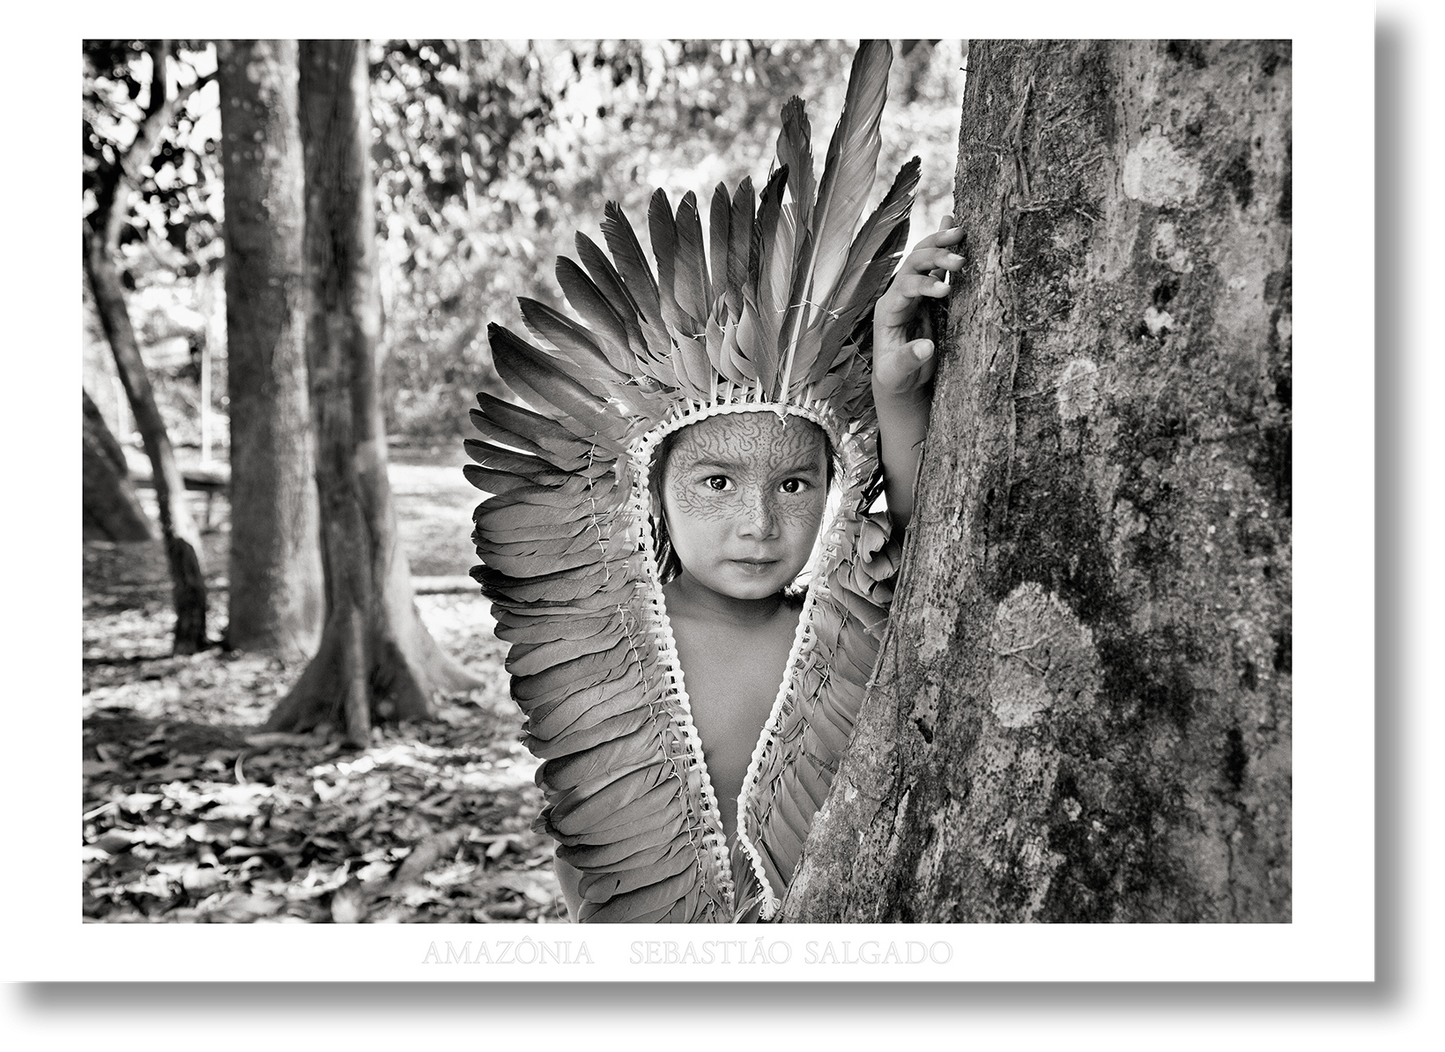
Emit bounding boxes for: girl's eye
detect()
[704,476,731,492]
[779,478,809,494]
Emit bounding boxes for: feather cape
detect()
[469,40,916,921]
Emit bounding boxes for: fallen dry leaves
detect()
[83,459,567,924]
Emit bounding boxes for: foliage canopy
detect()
[82,39,963,447]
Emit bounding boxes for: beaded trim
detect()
[625,395,873,921]
[623,432,734,918]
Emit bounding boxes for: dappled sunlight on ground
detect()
[81,454,567,923]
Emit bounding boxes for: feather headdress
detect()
[469,40,917,922]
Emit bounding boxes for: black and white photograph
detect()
[11,0,1429,1041]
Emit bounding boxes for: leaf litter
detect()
[82,462,566,924]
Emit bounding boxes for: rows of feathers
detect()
[465,41,918,922]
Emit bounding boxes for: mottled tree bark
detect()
[83,40,209,653]
[265,40,481,744]
[218,39,325,660]
[83,389,152,541]
[785,40,1291,923]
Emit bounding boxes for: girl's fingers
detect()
[901,229,959,261]
[898,272,950,298]
[897,230,961,270]
[896,218,962,283]
[928,252,961,283]
[903,246,963,277]
[917,222,963,250]
[876,217,962,337]
[875,338,936,392]
[876,272,949,324]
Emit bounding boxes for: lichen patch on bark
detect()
[1122,130,1202,206]
[1150,220,1194,274]
[989,582,1102,729]
[916,600,958,662]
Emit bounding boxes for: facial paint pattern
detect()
[661,414,829,529]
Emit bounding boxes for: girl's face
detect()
[659,413,830,601]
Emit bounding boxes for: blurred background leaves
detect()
[82,38,964,453]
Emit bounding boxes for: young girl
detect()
[469,41,961,922]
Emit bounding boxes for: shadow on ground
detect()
[82,455,567,924]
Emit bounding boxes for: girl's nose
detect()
[738,486,777,537]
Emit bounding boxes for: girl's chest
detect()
[669,618,795,839]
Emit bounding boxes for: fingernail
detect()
[946,253,963,264]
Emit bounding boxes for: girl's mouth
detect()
[731,558,779,574]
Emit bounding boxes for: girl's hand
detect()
[871,216,961,528]
[872,217,964,401]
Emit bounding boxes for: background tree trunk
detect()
[785,39,1291,923]
[265,40,481,744]
[83,389,152,541]
[86,224,209,653]
[218,39,325,660]
[82,40,209,654]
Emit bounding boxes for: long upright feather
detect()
[775,40,892,397]
[555,257,633,370]
[812,157,920,380]
[648,188,686,345]
[518,298,624,381]
[654,192,713,398]
[805,40,892,307]
[775,216,815,392]
[574,231,651,364]
[812,218,908,383]
[826,156,920,317]
[600,202,670,360]
[708,183,730,304]
[774,97,815,235]
[672,191,710,328]
[763,202,797,396]
[726,178,755,319]
[747,164,789,392]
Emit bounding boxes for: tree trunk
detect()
[86,225,210,654]
[83,388,153,541]
[784,40,1291,923]
[84,40,209,654]
[218,39,325,660]
[265,40,481,744]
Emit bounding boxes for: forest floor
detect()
[81,446,568,924]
